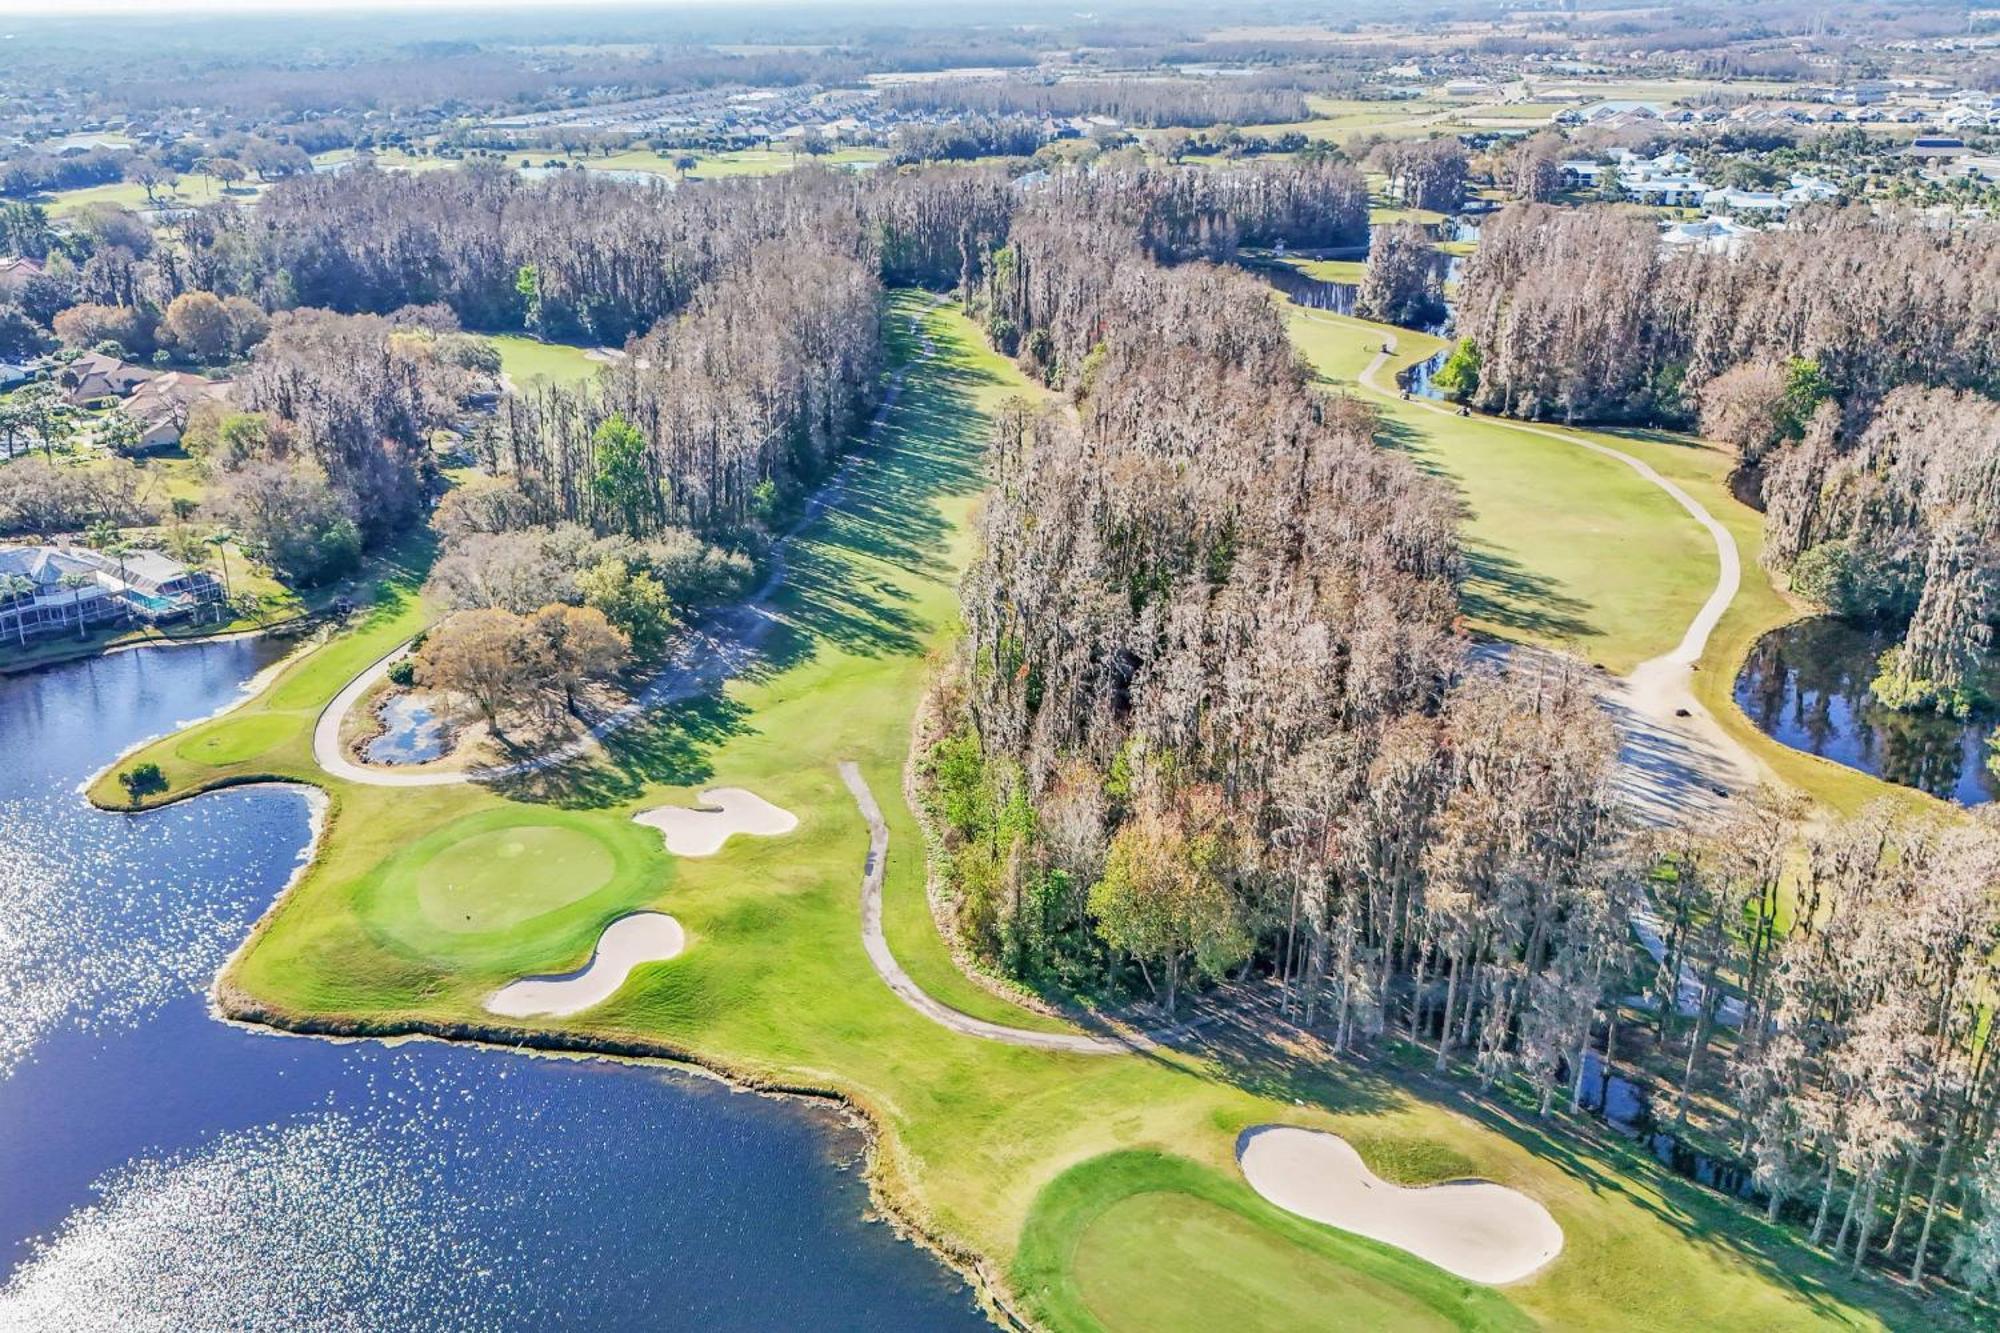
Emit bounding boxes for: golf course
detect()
[91,293,1939,1330]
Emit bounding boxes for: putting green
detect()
[1074,1192,1455,1333]
[1015,1151,1529,1333]
[364,808,667,959]
[414,824,617,932]
[173,714,296,766]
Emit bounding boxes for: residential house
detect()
[60,352,156,407]
[0,256,43,300]
[1661,217,1758,255]
[0,544,219,644]
[122,372,232,451]
[1703,187,1787,217]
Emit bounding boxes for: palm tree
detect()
[0,573,33,646]
[206,529,236,622]
[58,571,95,640]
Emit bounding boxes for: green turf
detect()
[489,334,600,387]
[1017,1151,1528,1333]
[96,294,1947,1332]
[402,817,621,933]
[173,713,295,766]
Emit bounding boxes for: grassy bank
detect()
[95,294,1941,1331]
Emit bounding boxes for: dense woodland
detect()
[1455,203,2000,712]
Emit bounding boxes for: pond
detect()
[365,689,451,765]
[0,640,987,1329]
[1733,617,2000,806]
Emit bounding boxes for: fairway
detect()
[173,713,294,766]
[489,334,600,387]
[1287,308,1715,673]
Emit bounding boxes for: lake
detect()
[0,639,987,1329]
[1734,617,1999,806]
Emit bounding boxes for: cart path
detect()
[841,761,1223,1055]
[313,306,941,788]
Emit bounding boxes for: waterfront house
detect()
[0,544,220,644]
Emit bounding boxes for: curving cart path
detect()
[841,762,1223,1056]
[313,306,942,788]
[1346,322,1764,826]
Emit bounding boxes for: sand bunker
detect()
[1237,1126,1563,1285]
[485,912,685,1019]
[633,787,797,857]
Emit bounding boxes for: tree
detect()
[577,556,674,657]
[1431,339,1481,402]
[415,608,538,727]
[161,291,235,363]
[674,154,698,179]
[117,761,168,805]
[590,414,652,536]
[98,408,143,457]
[527,603,629,714]
[1088,792,1251,1017]
[1696,361,1791,463]
[215,462,361,586]
[1356,221,1444,329]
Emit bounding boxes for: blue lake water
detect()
[0,640,987,1329]
[1734,617,1999,807]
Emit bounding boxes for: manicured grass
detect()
[102,294,1945,1332]
[174,712,295,766]
[1282,305,1926,814]
[1287,308,1714,674]
[1016,1151,1527,1333]
[489,333,601,387]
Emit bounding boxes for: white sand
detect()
[1237,1126,1563,1285]
[633,787,798,857]
[484,912,685,1019]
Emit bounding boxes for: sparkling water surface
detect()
[0,639,985,1330]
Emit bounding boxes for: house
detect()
[1627,177,1713,208]
[1703,187,1787,217]
[1661,217,1758,255]
[59,352,156,406]
[1908,135,1970,159]
[0,256,43,299]
[0,544,219,644]
[122,372,232,450]
[1782,174,1841,206]
[1558,159,1604,188]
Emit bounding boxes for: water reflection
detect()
[0,641,985,1329]
[1734,617,1999,806]
[366,691,451,765]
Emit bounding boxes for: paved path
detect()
[839,762,1220,1056]
[1346,321,1761,1021]
[1345,321,1762,825]
[313,306,940,788]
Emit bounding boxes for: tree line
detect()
[1453,203,2000,712]
[878,77,1310,130]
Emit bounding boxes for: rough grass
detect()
[97,294,1945,1332]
